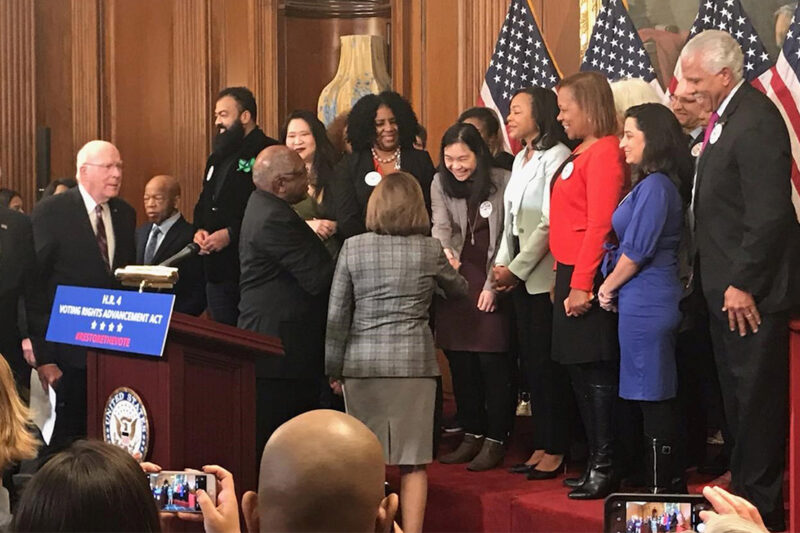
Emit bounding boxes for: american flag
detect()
[669,0,772,93]
[758,4,800,219]
[478,0,561,153]
[579,0,664,98]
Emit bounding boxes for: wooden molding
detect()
[0,0,36,207]
[71,0,101,150]
[250,0,279,136]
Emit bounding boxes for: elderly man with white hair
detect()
[30,140,137,452]
[679,30,798,531]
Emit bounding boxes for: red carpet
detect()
[386,416,726,533]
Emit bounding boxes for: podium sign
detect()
[46,285,175,357]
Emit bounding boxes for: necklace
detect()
[465,205,481,246]
[371,147,401,170]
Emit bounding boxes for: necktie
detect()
[95,204,110,271]
[143,225,161,265]
[700,111,720,152]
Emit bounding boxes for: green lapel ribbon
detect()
[237,158,255,173]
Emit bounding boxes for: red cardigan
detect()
[549,135,628,292]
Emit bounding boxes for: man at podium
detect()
[238,145,334,451]
[31,140,137,451]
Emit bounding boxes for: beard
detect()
[212,119,245,159]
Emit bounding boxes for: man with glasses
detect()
[238,145,334,452]
[135,174,205,315]
[31,140,137,451]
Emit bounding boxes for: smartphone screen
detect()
[605,494,711,533]
[147,472,208,513]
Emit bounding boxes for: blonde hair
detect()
[557,71,619,138]
[366,172,430,236]
[610,78,662,118]
[0,356,38,468]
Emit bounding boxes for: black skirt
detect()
[551,263,620,365]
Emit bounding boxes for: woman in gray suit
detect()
[326,172,467,533]
[493,87,573,480]
[431,123,512,471]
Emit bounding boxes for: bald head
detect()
[244,410,394,533]
[143,175,181,224]
[252,145,308,204]
[76,140,123,204]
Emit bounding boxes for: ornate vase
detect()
[317,34,392,127]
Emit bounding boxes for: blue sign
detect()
[46,285,175,357]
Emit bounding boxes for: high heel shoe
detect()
[526,456,567,480]
[508,463,535,474]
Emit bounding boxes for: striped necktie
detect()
[95,204,110,271]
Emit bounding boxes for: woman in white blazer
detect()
[431,123,512,472]
[493,87,573,480]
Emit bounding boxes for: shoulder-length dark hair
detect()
[624,103,693,205]
[347,91,421,152]
[557,72,618,139]
[438,123,496,207]
[511,87,569,150]
[13,440,161,532]
[280,110,341,189]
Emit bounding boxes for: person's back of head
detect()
[242,409,397,533]
[0,356,38,471]
[13,440,160,532]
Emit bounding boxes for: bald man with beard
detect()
[241,410,399,533]
[135,175,206,315]
[238,146,334,454]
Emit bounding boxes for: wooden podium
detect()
[86,312,282,494]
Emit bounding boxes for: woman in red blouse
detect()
[550,71,628,500]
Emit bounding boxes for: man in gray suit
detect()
[238,145,334,452]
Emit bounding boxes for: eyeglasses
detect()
[84,162,124,171]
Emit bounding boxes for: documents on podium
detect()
[115,265,179,290]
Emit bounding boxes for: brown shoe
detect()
[467,439,506,471]
[439,434,484,464]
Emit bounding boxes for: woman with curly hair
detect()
[338,91,436,217]
[281,110,364,254]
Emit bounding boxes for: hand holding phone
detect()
[147,470,216,514]
[604,493,711,533]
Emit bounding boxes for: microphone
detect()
[158,242,200,267]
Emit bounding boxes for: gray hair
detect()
[680,30,744,83]
[776,3,797,21]
[610,78,662,118]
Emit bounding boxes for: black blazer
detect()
[238,189,334,379]
[0,207,47,382]
[31,188,137,368]
[314,163,366,240]
[337,148,436,217]
[135,214,206,316]
[695,82,800,312]
[193,127,278,283]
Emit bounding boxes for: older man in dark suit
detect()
[238,145,334,452]
[680,30,799,531]
[32,140,137,450]
[193,87,278,325]
[136,175,205,315]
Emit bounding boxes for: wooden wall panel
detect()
[543,0,581,77]
[1,0,36,209]
[250,0,279,136]
[71,0,101,153]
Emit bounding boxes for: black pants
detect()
[47,365,87,454]
[706,298,788,527]
[206,280,240,326]
[512,289,572,454]
[255,377,320,461]
[444,350,513,442]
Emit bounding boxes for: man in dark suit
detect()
[0,205,46,396]
[238,145,334,452]
[193,87,278,325]
[680,30,799,531]
[32,140,137,450]
[136,174,205,315]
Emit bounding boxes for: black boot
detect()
[568,384,619,500]
[564,387,594,488]
[646,437,687,494]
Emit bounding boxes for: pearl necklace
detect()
[371,147,401,170]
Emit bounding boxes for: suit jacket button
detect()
[211,207,218,212]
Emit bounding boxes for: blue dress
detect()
[603,173,683,401]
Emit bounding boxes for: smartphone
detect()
[146,471,216,513]
[604,493,712,533]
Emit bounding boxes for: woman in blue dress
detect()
[597,103,693,494]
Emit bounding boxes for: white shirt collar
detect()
[153,211,180,235]
[715,79,745,118]
[77,182,101,214]
[690,126,704,141]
